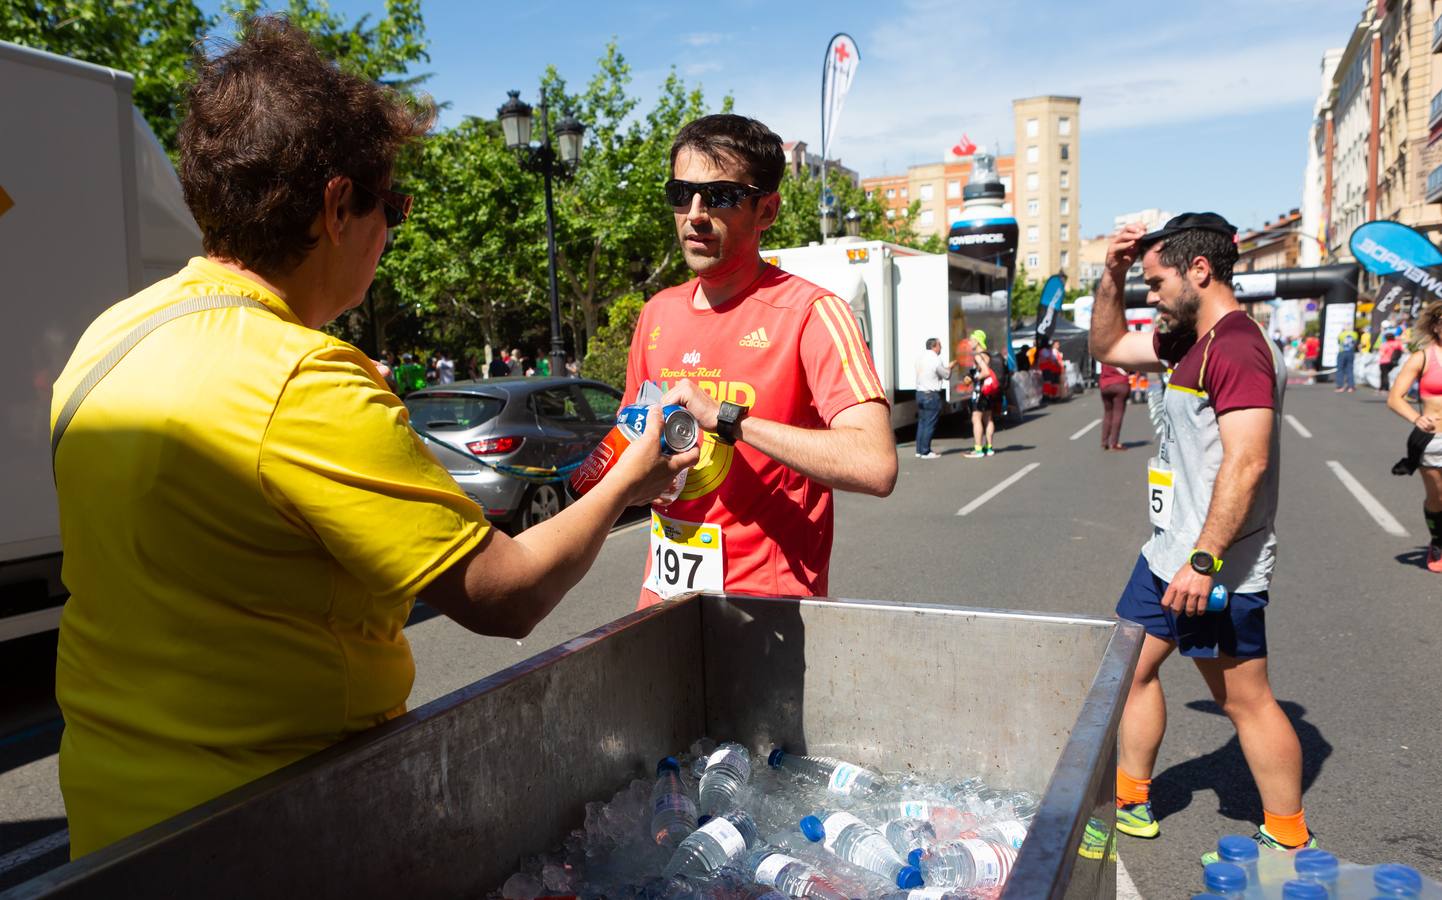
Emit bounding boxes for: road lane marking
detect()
[0,828,68,876]
[1069,418,1101,441]
[1284,414,1313,438]
[957,462,1041,516]
[1327,460,1407,536]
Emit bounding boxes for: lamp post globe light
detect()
[498,88,584,378]
[843,207,861,238]
[819,202,837,240]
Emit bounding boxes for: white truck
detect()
[0,40,202,641]
[760,239,1027,428]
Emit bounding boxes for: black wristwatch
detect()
[1189,549,1222,576]
[714,401,747,445]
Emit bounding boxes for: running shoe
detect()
[983,445,995,456]
[1427,543,1442,573]
[1199,826,1318,866]
[1077,817,1116,861]
[965,448,987,459]
[916,452,942,460]
[1115,801,1160,839]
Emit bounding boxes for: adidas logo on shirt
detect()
[738,327,771,348]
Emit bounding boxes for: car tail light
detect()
[466,436,523,456]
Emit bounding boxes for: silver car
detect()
[403,376,624,534]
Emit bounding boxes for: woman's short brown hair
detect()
[179,16,434,275]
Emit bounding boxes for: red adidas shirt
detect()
[624,265,887,607]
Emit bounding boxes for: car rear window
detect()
[405,394,503,431]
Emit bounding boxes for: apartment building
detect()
[1012,96,1081,283]
[862,156,1016,233]
[780,141,860,187]
[1237,209,1303,273]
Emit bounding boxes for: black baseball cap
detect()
[1139,212,1237,248]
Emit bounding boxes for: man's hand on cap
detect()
[1106,223,1148,274]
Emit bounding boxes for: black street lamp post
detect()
[498,88,584,378]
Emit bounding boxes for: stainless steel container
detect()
[6,595,1142,900]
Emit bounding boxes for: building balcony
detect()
[1427,163,1442,203]
[1434,14,1442,52]
[1431,88,1442,131]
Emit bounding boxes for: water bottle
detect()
[1214,835,1259,887]
[650,756,697,849]
[769,748,885,797]
[879,892,970,900]
[799,810,923,889]
[978,817,1029,850]
[1281,879,1329,899]
[1203,861,1248,899]
[1372,863,1424,897]
[1292,849,1338,896]
[1207,583,1229,612]
[744,847,850,900]
[662,809,758,881]
[882,817,937,867]
[914,837,1017,891]
[698,742,752,818]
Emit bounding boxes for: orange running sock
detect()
[1116,768,1151,806]
[1263,809,1311,847]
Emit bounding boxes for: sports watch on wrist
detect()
[714,401,747,445]
[1188,549,1223,576]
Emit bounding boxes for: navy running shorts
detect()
[1114,553,1269,659]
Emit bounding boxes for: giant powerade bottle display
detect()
[947,151,1018,280]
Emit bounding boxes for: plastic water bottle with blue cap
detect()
[1371,863,1424,897]
[742,847,850,900]
[913,837,1017,891]
[698,741,752,818]
[1292,848,1338,896]
[1281,879,1329,899]
[661,809,757,882]
[881,816,937,867]
[1207,583,1229,612]
[649,756,696,849]
[1203,861,1249,899]
[799,810,923,889]
[769,748,886,797]
[1213,834,1259,886]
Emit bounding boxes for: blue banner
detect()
[1034,274,1066,347]
[1349,220,1442,275]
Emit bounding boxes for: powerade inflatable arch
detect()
[1121,263,1359,309]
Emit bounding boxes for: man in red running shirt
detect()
[626,114,897,606]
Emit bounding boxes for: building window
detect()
[901,187,909,198]
[1000,175,1012,192]
[1058,116,1071,136]
[1060,144,1070,161]
[1060,197,1070,215]
[920,184,934,201]
[1026,145,1039,163]
[865,190,874,199]
[1027,253,1040,269]
[885,188,895,199]
[1027,199,1039,215]
[948,206,962,222]
[1060,224,1069,241]
[1026,173,1039,191]
[886,209,895,219]
[947,180,961,198]
[1060,250,1070,267]
[1026,118,1039,137]
[920,209,935,228]
[1027,225,1039,242]
[1059,171,1069,189]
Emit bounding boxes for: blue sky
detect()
[205,0,1366,236]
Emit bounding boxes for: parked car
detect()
[403,376,624,534]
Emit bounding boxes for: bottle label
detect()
[653,794,697,817]
[707,746,750,775]
[820,812,866,852]
[989,819,1028,849]
[897,800,933,819]
[754,852,797,886]
[697,817,746,858]
[959,838,1010,888]
[828,763,863,795]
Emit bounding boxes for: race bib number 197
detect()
[647,512,724,599]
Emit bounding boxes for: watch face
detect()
[1191,552,1213,571]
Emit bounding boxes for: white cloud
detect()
[682,32,725,47]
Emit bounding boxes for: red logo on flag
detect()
[951,134,976,157]
[834,42,851,63]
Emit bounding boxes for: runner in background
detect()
[1098,363,1130,451]
[1378,331,1404,393]
[1384,302,1442,572]
[625,114,897,607]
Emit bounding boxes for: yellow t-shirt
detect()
[50,258,489,856]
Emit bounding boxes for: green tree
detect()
[222,0,428,86]
[1010,263,1041,326]
[765,171,936,251]
[581,292,644,389]
[2,0,212,154]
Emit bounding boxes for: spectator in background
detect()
[1379,330,1404,393]
[464,353,480,381]
[1098,363,1130,451]
[435,351,455,385]
[565,355,580,378]
[913,337,952,459]
[508,347,524,376]
[488,350,510,379]
[1302,333,1320,385]
[1334,326,1357,393]
[534,349,551,377]
[1359,328,1374,354]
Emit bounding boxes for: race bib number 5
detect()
[647,512,724,599]
[1147,461,1173,530]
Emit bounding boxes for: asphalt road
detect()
[2,382,1439,897]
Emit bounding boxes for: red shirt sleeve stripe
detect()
[812,296,878,403]
[817,295,885,398]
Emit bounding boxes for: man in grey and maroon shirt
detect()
[1089,213,1316,862]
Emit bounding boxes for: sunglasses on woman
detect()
[355,182,413,228]
[664,179,770,210]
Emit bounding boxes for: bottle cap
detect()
[1373,864,1423,894]
[1203,862,1247,893]
[656,756,681,776]
[799,815,825,842]
[1281,880,1328,900]
[895,865,923,889]
[768,748,786,768]
[908,848,923,868]
[1218,834,1259,862]
[1293,849,1337,879]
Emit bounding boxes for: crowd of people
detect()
[370,346,583,395]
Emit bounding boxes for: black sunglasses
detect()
[665,179,770,210]
[355,181,413,228]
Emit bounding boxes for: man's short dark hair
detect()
[926,338,941,350]
[670,114,785,193]
[179,16,434,275]
[1147,229,1239,285]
